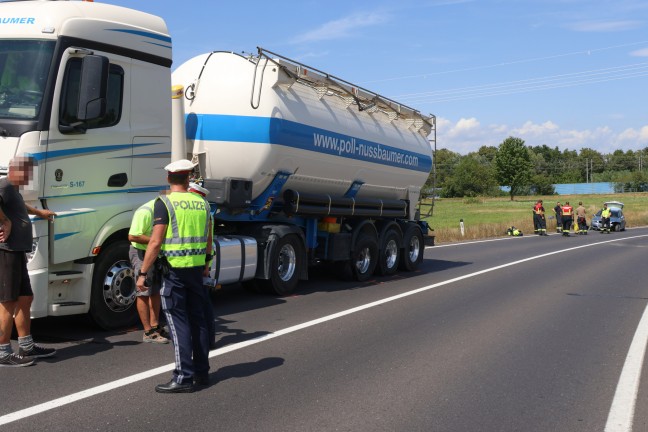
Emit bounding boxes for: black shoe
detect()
[155,379,194,393]
[194,374,210,387]
[0,353,35,367]
[19,344,56,359]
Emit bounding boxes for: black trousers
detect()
[161,266,210,384]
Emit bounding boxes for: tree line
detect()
[427,137,648,200]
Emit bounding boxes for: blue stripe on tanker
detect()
[186,114,433,173]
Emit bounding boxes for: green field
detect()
[420,193,648,243]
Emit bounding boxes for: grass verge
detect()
[420,193,648,243]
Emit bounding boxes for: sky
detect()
[105,0,648,155]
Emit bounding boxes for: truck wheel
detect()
[399,225,424,271]
[265,234,302,296]
[377,229,401,276]
[351,234,378,282]
[90,241,138,330]
[334,234,378,282]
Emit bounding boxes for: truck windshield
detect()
[0,40,54,120]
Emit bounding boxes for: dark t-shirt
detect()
[0,177,33,251]
[153,198,169,226]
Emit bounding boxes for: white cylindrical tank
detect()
[172,51,433,202]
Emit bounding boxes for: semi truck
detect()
[0,0,436,329]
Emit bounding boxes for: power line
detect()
[394,62,648,99]
[394,63,648,104]
[361,40,648,85]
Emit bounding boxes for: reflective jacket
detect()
[562,205,573,216]
[158,192,210,268]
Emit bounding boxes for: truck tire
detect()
[90,241,138,330]
[399,225,424,272]
[264,234,302,296]
[377,228,401,276]
[334,234,379,282]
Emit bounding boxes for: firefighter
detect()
[600,203,612,234]
[561,201,573,236]
[553,202,562,233]
[533,199,548,236]
[576,201,588,235]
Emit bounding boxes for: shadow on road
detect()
[212,356,284,384]
[28,257,472,339]
[213,315,272,348]
[28,314,139,361]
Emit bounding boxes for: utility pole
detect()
[640,151,643,172]
[590,158,593,183]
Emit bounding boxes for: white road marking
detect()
[604,302,648,432]
[429,236,527,248]
[1,234,647,427]
[428,227,647,249]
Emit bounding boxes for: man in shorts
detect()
[128,199,169,343]
[0,156,57,367]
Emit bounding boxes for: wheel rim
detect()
[356,247,372,274]
[408,235,420,262]
[385,239,399,269]
[277,243,297,282]
[102,260,135,312]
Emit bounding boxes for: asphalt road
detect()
[2,228,648,432]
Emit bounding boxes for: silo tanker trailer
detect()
[173,48,435,295]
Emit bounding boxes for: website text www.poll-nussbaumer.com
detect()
[313,133,419,168]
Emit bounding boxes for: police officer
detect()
[137,159,213,393]
[561,201,573,236]
[188,182,217,349]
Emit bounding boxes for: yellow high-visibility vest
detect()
[158,192,210,268]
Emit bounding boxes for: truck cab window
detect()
[0,40,54,120]
[59,58,124,131]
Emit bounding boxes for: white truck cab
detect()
[0,0,173,328]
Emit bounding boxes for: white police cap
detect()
[164,159,196,173]
[188,182,209,196]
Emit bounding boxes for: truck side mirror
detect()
[77,55,108,121]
